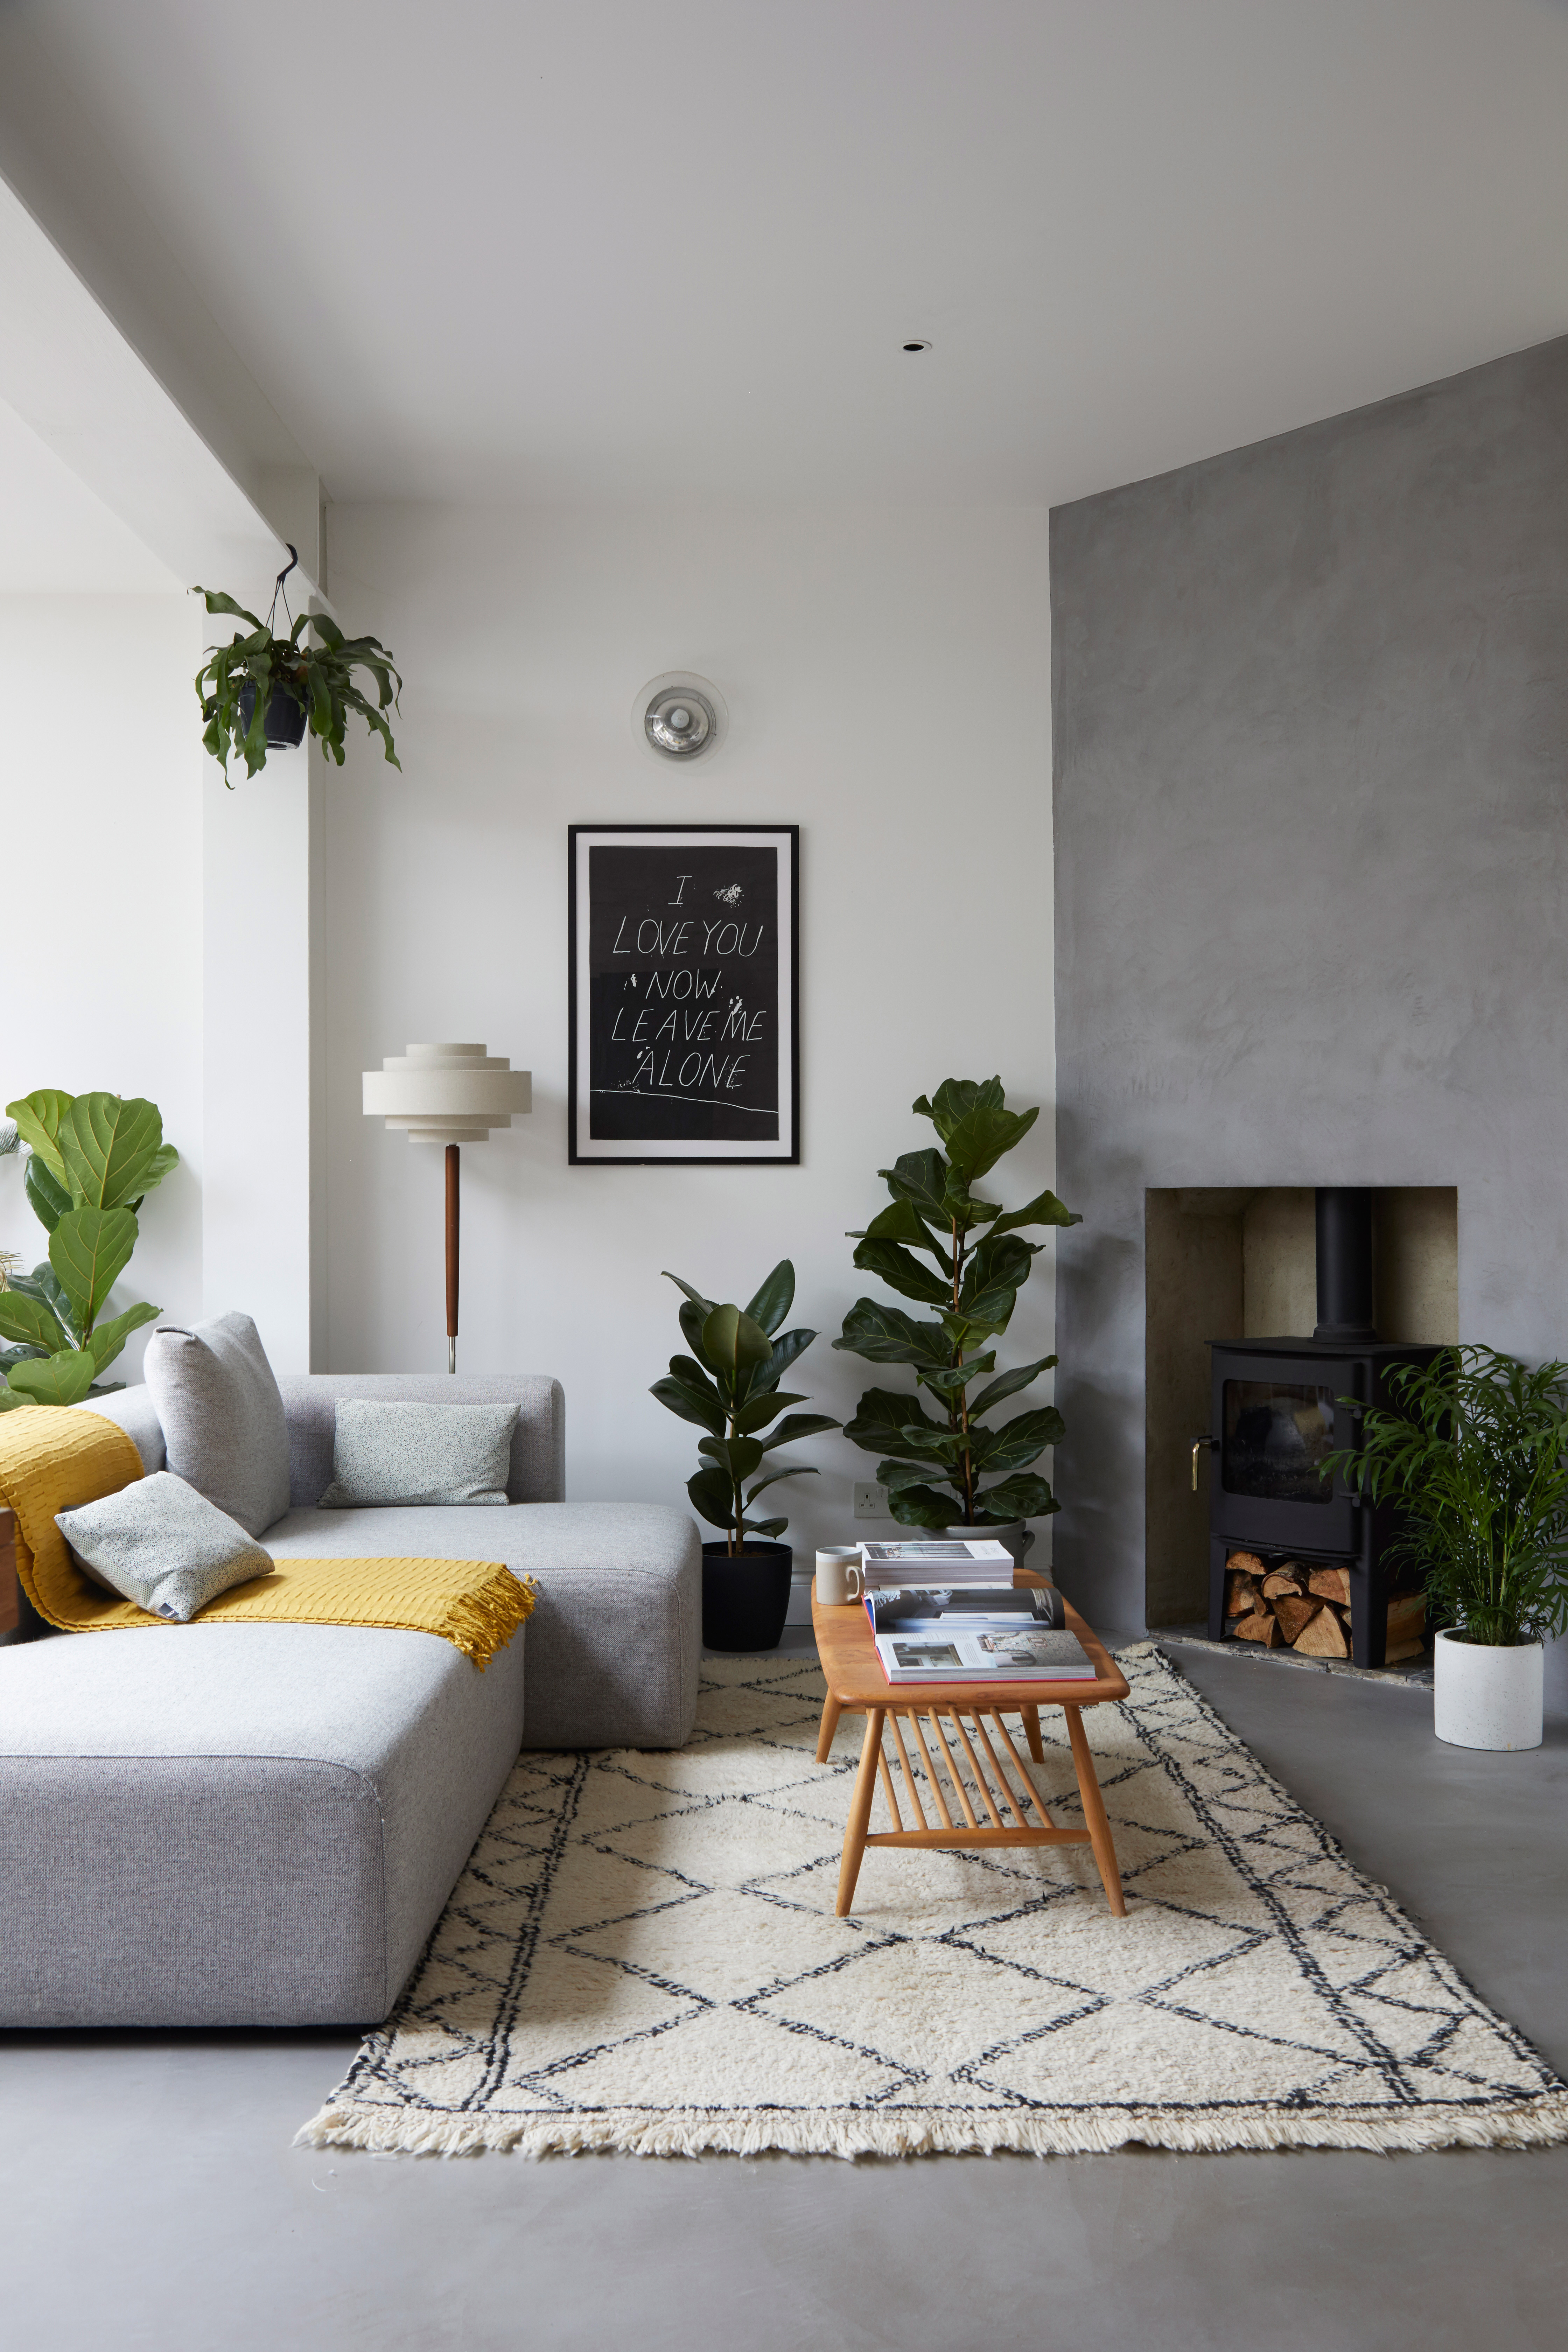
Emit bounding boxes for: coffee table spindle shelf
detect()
[812,1574,1131,1918]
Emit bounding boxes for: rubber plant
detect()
[194,561,402,785]
[1327,1346,1568,1649]
[0,1091,177,1409]
[650,1260,839,1555]
[835,1077,1079,1529]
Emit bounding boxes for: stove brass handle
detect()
[1191,1435,1215,1492]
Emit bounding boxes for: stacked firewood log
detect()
[1223,1553,1427,1663]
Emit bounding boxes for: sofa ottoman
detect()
[0,1616,526,2028]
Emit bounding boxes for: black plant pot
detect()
[701,1541,793,1653]
[238,681,308,749]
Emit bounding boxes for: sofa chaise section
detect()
[0,1618,527,2028]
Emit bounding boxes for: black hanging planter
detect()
[237,680,308,750]
[701,1541,793,1652]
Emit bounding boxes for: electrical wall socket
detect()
[853,1482,889,1520]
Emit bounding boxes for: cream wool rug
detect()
[298,1645,1568,2159]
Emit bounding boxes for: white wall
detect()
[0,593,205,1382]
[322,503,1057,1557]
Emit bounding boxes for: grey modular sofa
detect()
[0,1373,700,2030]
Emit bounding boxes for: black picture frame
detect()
[568,824,800,1164]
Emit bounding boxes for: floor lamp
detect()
[362,1042,532,1372]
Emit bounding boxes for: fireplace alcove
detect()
[1144,1187,1458,1635]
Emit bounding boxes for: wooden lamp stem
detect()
[445,1143,460,1374]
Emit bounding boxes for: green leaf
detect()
[757,1411,840,1452]
[851,1237,953,1308]
[58,1094,164,1211]
[196,587,264,628]
[17,1264,81,1348]
[0,1342,47,1370]
[834,1297,950,1368]
[86,1301,161,1374]
[135,1142,180,1197]
[0,1386,35,1411]
[989,1186,1082,1236]
[843,1387,948,1456]
[49,1205,138,1334]
[0,1292,69,1354]
[959,1232,1038,1309]
[698,1434,766,1481]
[882,1423,971,1465]
[744,1464,816,1504]
[6,1091,74,1193]
[753,1327,817,1393]
[886,1483,961,1530]
[975,1472,1059,1521]
[878,1456,954,1493]
[701,1305,775,1396]
[968,1354,1058,1419]
[685,1467,736,1531]
[850,1195,952,1266]
[24,1153,72,1233]
[740,1516,789,1541]
[880,1149,950,1224]
[729,1389,808,1435]
[967,1407,1064,1476]
[6,1348,97,1406]
[650,1372,726,1438]
[678,1298,714,1368]
[743,1260,795,1336]
[914,1079,1038,1183]
[917,1354,995,1398]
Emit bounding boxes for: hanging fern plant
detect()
[194,548,402,785]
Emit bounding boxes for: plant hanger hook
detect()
[265,544,299,635]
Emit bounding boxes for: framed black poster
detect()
[569,824,799,1163]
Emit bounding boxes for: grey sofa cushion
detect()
[266,1500,700,1748]
[55,1472,274,1620]
[70,1385,166,1472]
[142,1312,291,1538]
[318,1399,519,1508]
[0,1619,527,2028]
[275,1373,565,1506]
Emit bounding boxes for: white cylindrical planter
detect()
[1433,1630,1544,1751]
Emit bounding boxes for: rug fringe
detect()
[294,2091,1568,2162]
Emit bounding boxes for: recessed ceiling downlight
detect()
[903,340,932,352]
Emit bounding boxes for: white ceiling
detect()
[8,0,1568,508]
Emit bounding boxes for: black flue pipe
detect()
[1314,1187,1377,1344]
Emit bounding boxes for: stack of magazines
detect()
[865,1583,1097,1685]
[856,1538,1016,1588]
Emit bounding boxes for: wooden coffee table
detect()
[812,1573,1130,1918]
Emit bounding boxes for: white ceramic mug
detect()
[815,1547,865,1605]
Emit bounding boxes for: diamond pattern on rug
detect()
[298,1644,1568,2158]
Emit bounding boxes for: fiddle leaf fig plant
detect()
[195,588,402,784]
[650,1260,840,1555]
[835,1077,1080,1529]
[0,1090,177,1409]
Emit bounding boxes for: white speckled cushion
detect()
[55,1472,275,1621]
[317,1400,519,1508]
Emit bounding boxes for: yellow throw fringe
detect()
[0,1406,534,1671]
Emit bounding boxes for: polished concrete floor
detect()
[5,1643,1566,2352]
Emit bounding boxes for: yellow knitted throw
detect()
[0,1407,533,1671]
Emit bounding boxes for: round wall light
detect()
[633,672,729,764]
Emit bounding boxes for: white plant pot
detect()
[1433,1629,1544,1751]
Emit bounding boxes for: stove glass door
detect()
[1222,1379,1337,1505]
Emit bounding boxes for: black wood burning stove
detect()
[1198,1190,1439,1668]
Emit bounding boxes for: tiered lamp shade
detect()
[362,1043,531,1138]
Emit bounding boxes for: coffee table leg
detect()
[1064,1704,1127,1918]
[816,1694,842,1763]
[1022,1704,1045,1763]
[836,1707,884,1918]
